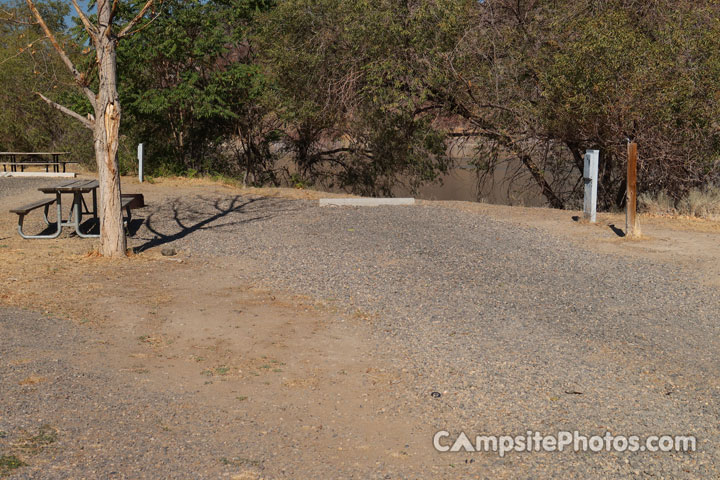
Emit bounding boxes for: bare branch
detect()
[120,11,161,37]
[1,7,17,21]
[109,0,119,24]
[118,0,155,38]
[70,0,98,41]
[0,37,45,66]
[35,92,95,130]
[24,0,97,109]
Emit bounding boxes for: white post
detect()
[137,143,144,183]
[583,149,599,223]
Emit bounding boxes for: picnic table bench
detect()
[0,152,76,173]
[1,161,79,173]
[8,179,144,239]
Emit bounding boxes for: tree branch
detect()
[118,0,155,38]
[0,7,12,17]
[120,11,161,37]
[109,0,119,24]
[70,0,98,41]
[24,0,97,109]
[0,37,44,66]
[519,154,564,209]
[35,92,95,130]
[317,147,362,156]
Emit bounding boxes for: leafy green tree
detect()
[117,0,276,182]
[256,0,458,195]
[0,1,92,157]
[441,0,720,208]
[536,0,720,207]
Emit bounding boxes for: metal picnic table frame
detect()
[31,179,99,239]
[0,152,71,173]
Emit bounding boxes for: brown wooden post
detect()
[626,141,640,238]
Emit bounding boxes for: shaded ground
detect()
[1,176,720,478]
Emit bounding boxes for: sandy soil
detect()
[2,174,719,478]
[427,199,720,288]
[0,176,425,478]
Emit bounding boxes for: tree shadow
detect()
[127,218,144,236]
[132,195,294,253]
[608,224,626,237]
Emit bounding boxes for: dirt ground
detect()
[1,174,719,478]
[0,176,426,478]
[428,199,720,288]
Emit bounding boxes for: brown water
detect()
[273,138,548,206]
[397,165,547,207]
[397,137,548,206]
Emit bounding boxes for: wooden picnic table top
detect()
[0,161,78,165]
[0,152,70,156]
[39,179,99,194]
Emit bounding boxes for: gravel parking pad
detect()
[128,194,720,477]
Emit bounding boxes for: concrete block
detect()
[319,197,415,207]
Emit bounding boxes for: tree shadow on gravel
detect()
[608,224,626,237]
[133,195,299,252]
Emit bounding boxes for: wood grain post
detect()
[626,141,640,237]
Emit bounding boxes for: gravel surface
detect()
[3,179,719,477]
[0,308,265,479]
[129,193,720,477]
[0,178,56,201]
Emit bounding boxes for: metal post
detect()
[138,143,144,183]
[583,149,599,223]
[626,141,640,237]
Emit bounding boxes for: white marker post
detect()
[583,149,599,223]
[137,143,144,183]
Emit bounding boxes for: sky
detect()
[0,0,90,30]
[65,0,90,30]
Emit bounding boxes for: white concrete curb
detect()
[319,197,415,207]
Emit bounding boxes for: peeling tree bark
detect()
[26,0,156,257]
[94,16,125,257]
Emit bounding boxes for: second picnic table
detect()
[0,152,74,173]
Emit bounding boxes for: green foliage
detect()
[256,0,456,195]
[6,0,720,203]
[433,0,720,208]
[0,454,26,476]
[533,1,720,206]
[116,0,275,180]
[0,1,92,163]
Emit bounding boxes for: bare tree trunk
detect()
[25,0,155,257]
[520,154,565,209]
[94,22,125,257]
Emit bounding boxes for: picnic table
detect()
[9,179,144,239]
[0,152,76,173]
[17,179,99,239]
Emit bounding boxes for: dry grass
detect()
[639,191,676,215]
[678,186,720,218]
[640,186,720,219]
[18,376,47,386]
